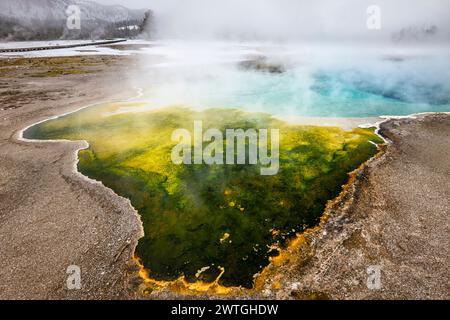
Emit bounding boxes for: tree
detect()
[139,10,154,40]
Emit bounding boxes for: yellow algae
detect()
[220,233,231,244]
[25,105,383,289]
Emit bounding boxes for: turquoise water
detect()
[143,52,450,118]
[230,68,450,117]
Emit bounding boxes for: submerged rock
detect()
[239,56,285,74]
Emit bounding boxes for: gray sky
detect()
[95,0,450,41]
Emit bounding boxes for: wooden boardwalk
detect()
[0,39,126,53]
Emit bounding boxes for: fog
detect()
[110,0,450,120]
[98,0,450,43]
[126,41,450,122]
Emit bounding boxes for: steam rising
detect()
[116,0,450,121]
[110,0,450,43]
[130,41,450,120]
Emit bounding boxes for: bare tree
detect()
[139,10,154,40]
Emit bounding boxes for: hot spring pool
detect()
[25,106,383,288]
[23,42,450,290]
[136,43,450,118]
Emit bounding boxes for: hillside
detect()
[0,0,149,40]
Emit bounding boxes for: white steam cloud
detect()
[99,0,450,43]
[112,0,450,123]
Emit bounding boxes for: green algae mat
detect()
[24,102,383,288]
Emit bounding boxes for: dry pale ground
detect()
[0,55,448,300]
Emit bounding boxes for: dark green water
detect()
[25,105,383,288]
